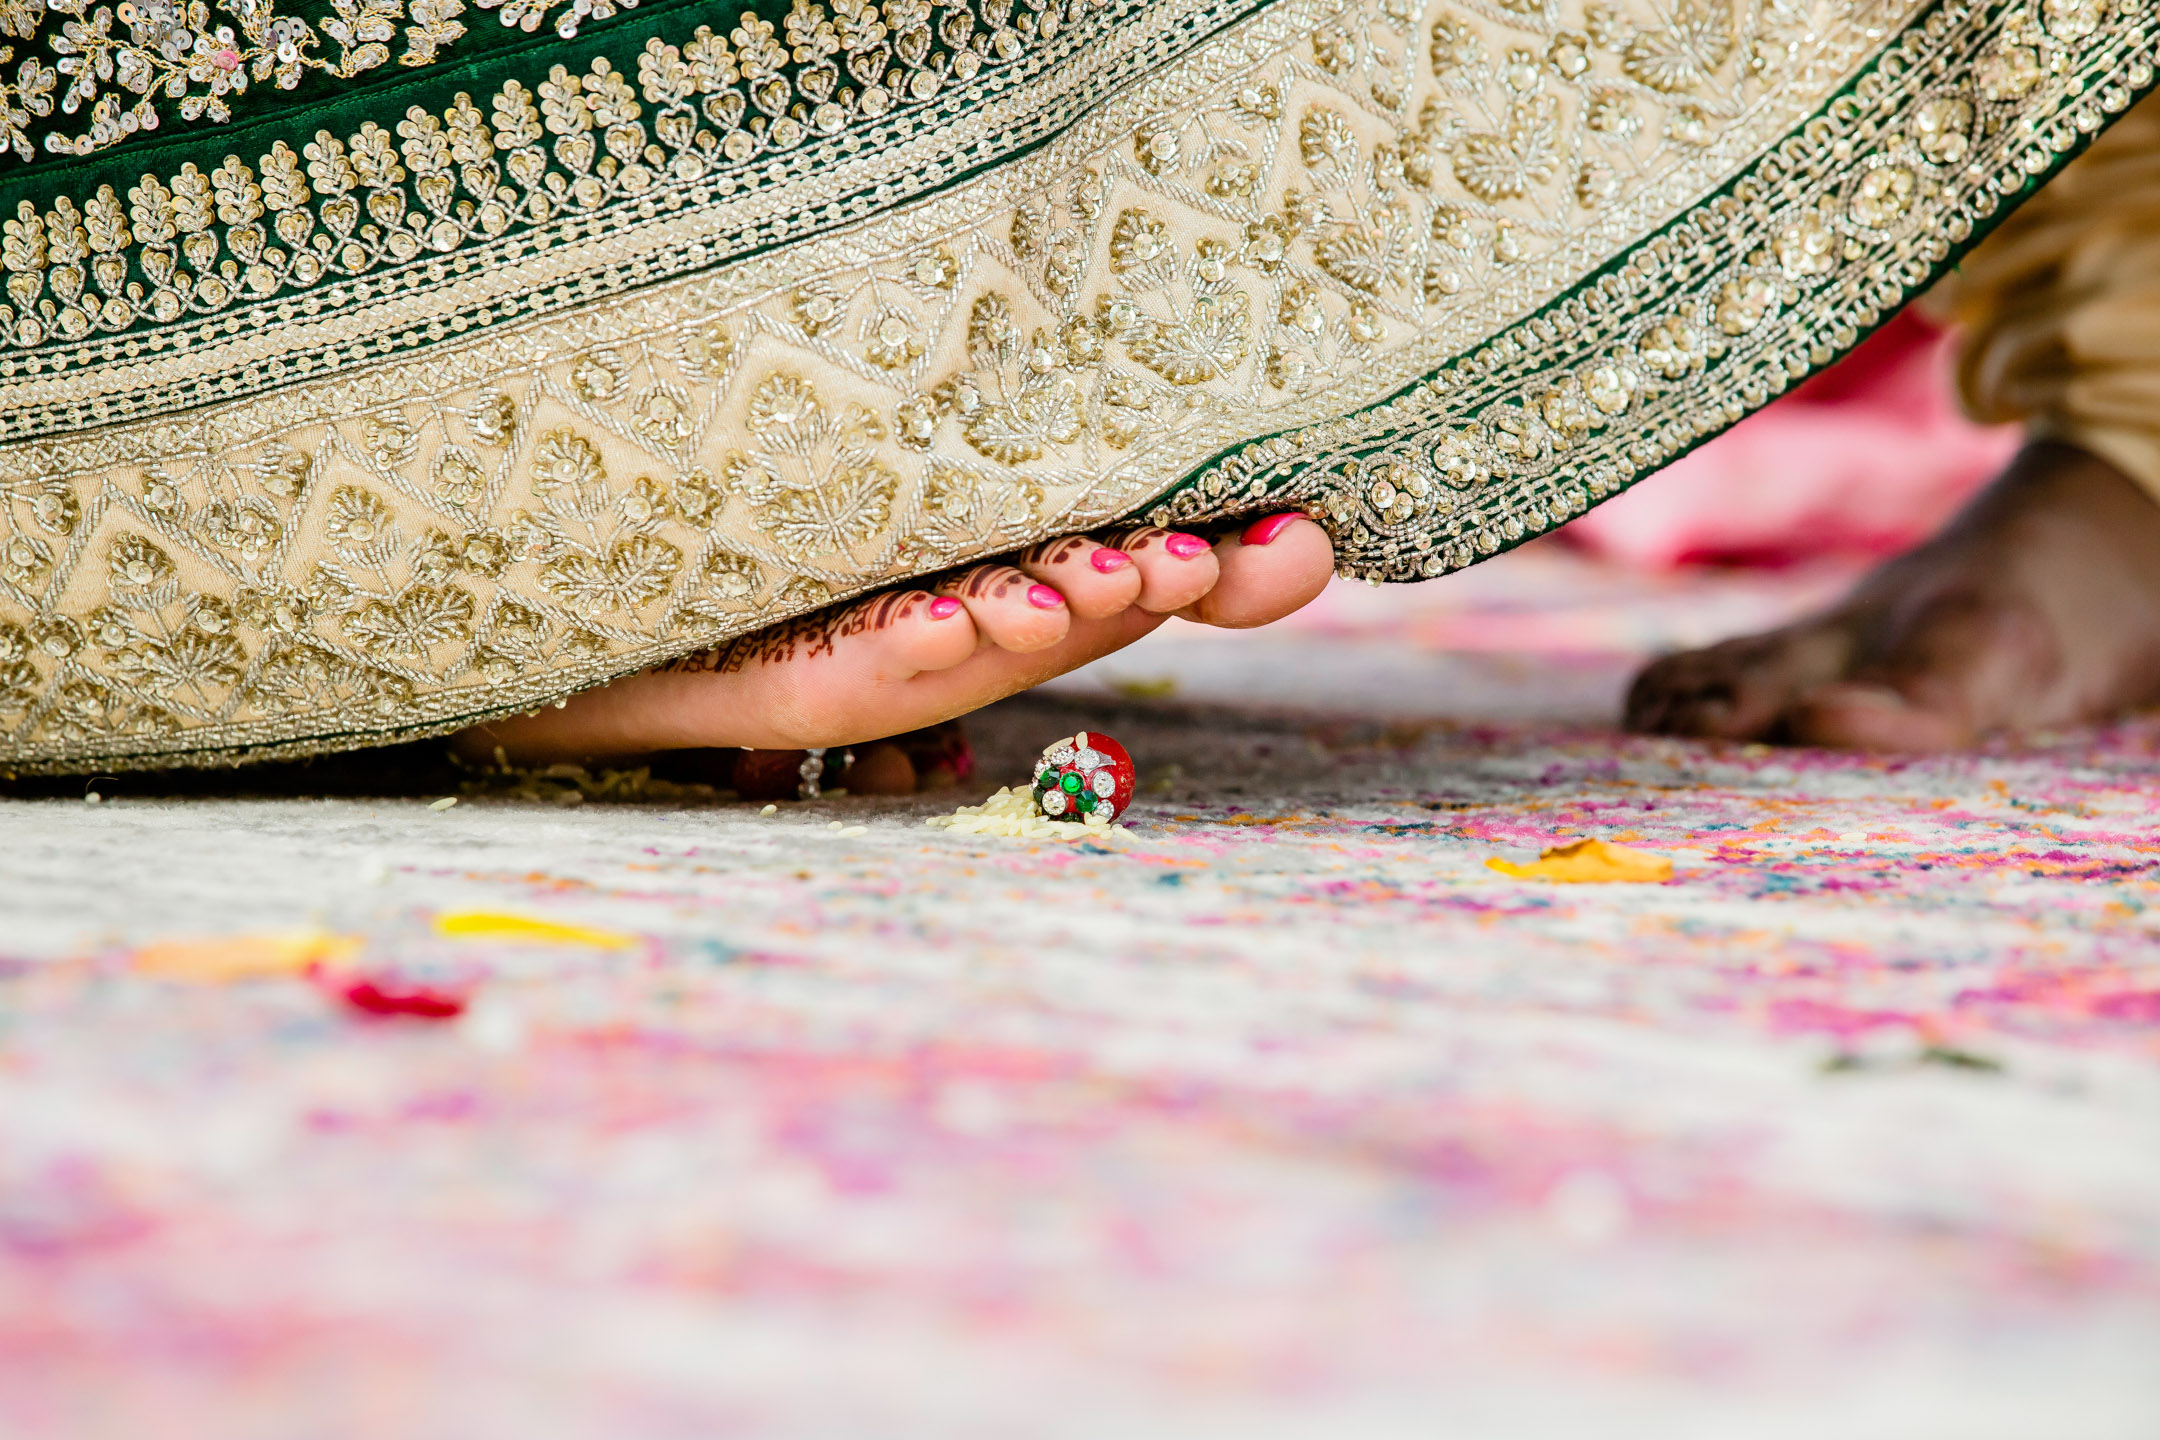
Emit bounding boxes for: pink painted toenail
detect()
[1163,532,1210,560]
[1240,513,1301,547]
[928,597,963,620]
[1089,548,1132,573]
[1027,584,1066,610]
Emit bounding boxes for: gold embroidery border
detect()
[1152,0,2160,582]
[0,0,1246,442]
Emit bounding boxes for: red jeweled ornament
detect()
[1029,731,1136,823]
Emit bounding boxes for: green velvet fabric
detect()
[3,0,794,199]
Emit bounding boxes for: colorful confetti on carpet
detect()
[4,542,2158,1439]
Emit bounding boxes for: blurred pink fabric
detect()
[1560,310,2020,569]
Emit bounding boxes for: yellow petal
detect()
[1487,838,1673,884]
[431,911,637,948]
[131,930,362,982]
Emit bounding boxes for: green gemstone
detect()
[1037,770,1057,789]
[1060,772,1083,794]
[1076,790,1097,813]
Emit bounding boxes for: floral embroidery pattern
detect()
[0,0,469,164]
[1146,5,2152,583]
[0,0,1078,361]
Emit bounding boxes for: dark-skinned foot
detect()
[1626,443,2160,750]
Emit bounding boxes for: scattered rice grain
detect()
[925,786,1135,845]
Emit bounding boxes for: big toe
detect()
[1180,513,1334,629]
[1626,650,1745,737]
[1625,624,1853,739]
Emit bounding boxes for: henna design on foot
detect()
[1101,526,1166,553]
[935,565,1029,601]
[662,591,933,675]
[1022,536,1090,566]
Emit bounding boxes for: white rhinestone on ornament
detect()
[1076,748,1103,771]
[1042,790,1067,815]
[1048,744,1075,766]
[1090,769,1116,796]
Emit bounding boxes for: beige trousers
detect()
[1946,94,2160,495]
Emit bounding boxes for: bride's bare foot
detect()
[454,513,1335,765]
[1626,443,2160,749]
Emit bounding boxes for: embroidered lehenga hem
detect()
[0,0,2147,770]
